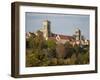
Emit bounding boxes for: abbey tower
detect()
[41,20,51,40]
[75,28,81,40]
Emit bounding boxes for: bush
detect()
[26,53,40,67]
[63,58,71,65]
[46,39,56,49]
[76,52,89,64]
[26,49,50,67]
[56,43,66,58]
[64,42,74,58]
[57,58,64,65]
[50,58,57,66]
[63,54,77,65]
[70,54,77,64]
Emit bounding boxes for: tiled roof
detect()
[52,33,74,41]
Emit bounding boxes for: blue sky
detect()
[25,12,90,39]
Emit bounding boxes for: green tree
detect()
[27,31,47,50]
[64,42,74,58]
[49,58,57,66]
[26,49,50,67]
[57,58,64,65]
[76,52,89,64]
[70,53,77,64]
[46,39,56,49]
[56,43,66,59]
[26,36,35,48]
[46,39,56,58]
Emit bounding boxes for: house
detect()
[26,20,89,46]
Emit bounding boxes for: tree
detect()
[26,36,35,48]
[46,39,56,49]
[33,36,46,49]
[26,31,51,67]
[56,43,66,59]
[64,42,74,58]
[26,51,40,67]
[26,49,50,67]
[49,58,57,66]
[76,52,89,64]
[63,58,71,65]
[70,53,77,64]
[26,33,36,48]
[46,39,56,58]
[57,58,64,65]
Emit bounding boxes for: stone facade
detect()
[26,20,89,46]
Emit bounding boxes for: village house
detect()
[26,20,89,46]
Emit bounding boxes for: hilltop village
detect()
[26,20,89,67]
[26,20,89,46]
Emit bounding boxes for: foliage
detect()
[63,58,71,65]
[46,39,56,58]
[57,58,64,65]
[49,58,58,66]
[56,43,66,58]
[26,49,50,67]
[76,52,89,64]
[64,42,75,58]
[46,39,56,49]
[26,33,89,67]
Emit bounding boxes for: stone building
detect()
[40,20,51,40]
[26,20,89,46]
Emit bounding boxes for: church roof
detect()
[51,33,75,41]
[58,34,74,40]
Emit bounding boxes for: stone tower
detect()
[75,28,81,40]
[42,20,51,40]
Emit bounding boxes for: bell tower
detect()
[42,20,51,40]
[75,28,81,40]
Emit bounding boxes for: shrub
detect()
[26,49,50,67]
[70,53,77,64]
[64,42,74,58]
[46,39,56,49]
[76,52,89,64]
[50,58,57,66]
[63,58,71,65]
[56,43,66,58]
[57,58,64,65]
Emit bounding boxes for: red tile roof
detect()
[51,33,75,41]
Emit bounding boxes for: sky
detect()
[25,12,90,39]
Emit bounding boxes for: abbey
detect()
[26,20,89,46]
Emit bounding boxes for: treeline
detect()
[26,31,89,67]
